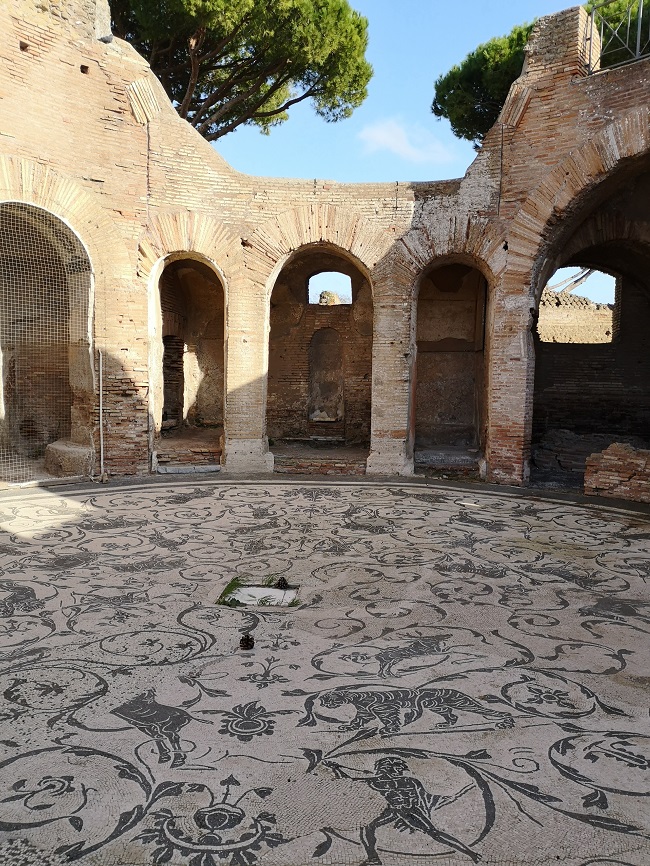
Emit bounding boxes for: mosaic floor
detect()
[0,477,648,866]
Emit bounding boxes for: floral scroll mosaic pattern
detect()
[0,478,648,866]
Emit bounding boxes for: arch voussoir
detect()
[246,204,396,294]
[138,211,241,281]
[510,108,650,269]
[0,155,131,278]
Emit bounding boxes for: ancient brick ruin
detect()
[0,0,648,500]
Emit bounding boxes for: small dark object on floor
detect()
[275,576,290,590]
[240,633,254,650]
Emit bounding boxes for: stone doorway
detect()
[531,168,650,490]
[0,202,94,482]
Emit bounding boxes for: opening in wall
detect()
[267,248,372,474]
[537,267,617,344]
[162,335,184,428]
[155,257,225,472]
[531,164,650,492]
[413,263,487,478]
[308,272,352,305]
[0,203,93,482]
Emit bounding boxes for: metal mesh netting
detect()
[0,203,91,482]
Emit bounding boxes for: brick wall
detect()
[585,444,650,503]
[415,266,486,449]
[534,269,650,452]
[1,2,649,495]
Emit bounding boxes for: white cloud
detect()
[358,117,454,165]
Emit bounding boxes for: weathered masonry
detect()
[0,0,649,500]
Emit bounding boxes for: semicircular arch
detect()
[508,107,650,300]
[137,211,242,290]
[245,204,396,299]
[0,155,132,279]
[378,220,504,304]
[415,251,497,299]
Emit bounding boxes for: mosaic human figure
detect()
[325,755,480,864]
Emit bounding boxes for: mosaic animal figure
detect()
[580,596,650,623]
[376,635,452,678]
[300,686,513,735]
[111,689,207,767]
[0,580,44,617]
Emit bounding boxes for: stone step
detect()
[156,444,222,469]
[414,448,481,479]
[273,455,366,475]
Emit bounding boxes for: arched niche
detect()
[309,328,344,423]
[0,202,94,481]
[267,246,372,452]
[155,256,225,469]
[414,263,487,454]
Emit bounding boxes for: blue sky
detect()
[214,1,615,302]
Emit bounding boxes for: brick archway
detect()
[138,213,239,469]
[370,230,502,476]
[554,207,650,270]
[487,107,650,485]
[137,211,242,287]
[0,155,131,280]
[508,107,650,298]
[245,203,395,297]
[380,221,504,302]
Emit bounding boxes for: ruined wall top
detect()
[522,6,591,78]
[21,0,112,41]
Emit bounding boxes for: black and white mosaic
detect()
[0,478,648,865]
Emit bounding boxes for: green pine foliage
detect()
[111,0,372,140]
[431,23,533,147]
[432,3,647,146]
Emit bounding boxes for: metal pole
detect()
[99,349,105,477]
[637,0,644,58]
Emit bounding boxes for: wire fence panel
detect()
[0,203,91,483]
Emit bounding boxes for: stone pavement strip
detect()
[0,477,648,866]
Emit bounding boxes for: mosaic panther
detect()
[303,686,514,735]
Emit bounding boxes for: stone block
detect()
[45,439,95,477]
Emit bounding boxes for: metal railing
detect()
[587,0,650,72]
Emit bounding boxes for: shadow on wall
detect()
[158,259,225,429]
[152,257,226,470]
[99,356,273,479]
[414,263,487,452]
